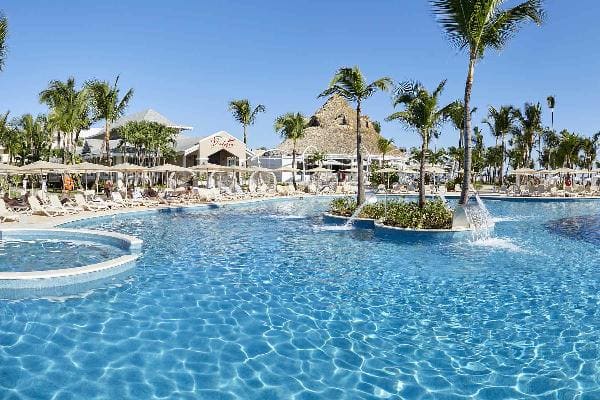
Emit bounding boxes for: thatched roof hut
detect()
[277,94,403,157]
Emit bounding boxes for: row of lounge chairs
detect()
[0,184,311,222]
[504,184,600,197]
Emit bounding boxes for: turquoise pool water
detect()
[1,197,599,399]
[0,238,128,272]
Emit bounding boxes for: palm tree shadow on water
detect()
[545,214,600,246]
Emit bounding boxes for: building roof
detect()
[277,94,404,157]
[83,109,193,140]
[112,109,193,131]
[175,136,207,153]
[81,139,121,156]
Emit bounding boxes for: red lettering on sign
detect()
[210,136,236,149]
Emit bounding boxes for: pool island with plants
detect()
[327,196,454,230]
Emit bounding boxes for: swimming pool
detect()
[1,198,599,399]
[0,238,128,272]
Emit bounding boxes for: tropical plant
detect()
[309,151,326,167]
[431,0,544,204]
[116,121,178,166]
[579,133,599,170]
[448,100,477,148]
[377,137,394,165]
[86,76,134,165]
[515,102,543,167]
[555,130,581,168]
[15,114,52,164]
[483,105,517,184]
[471,126,485,175]
[274,112,307,189]
[39,77,91,163]
[546,95,555,127]
[0,111,18,164]
[228,99,266,151]
[541,128,560,168]
[386,80,453,208]
[319,66,392,205]
[372,120,382,134]
[383,199,452,229]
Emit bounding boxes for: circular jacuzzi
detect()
[0,228,142,299]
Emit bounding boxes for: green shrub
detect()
[329,197,385,219]
[330,198,452,228]
[383,199,452,229]
[329,197,357,217]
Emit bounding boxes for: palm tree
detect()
[556,130,582,169]
[483,105,517,184]
[386,80,453,208]
[228,99,266,161]
[515,102,543,167]
[448,100,477,148]
[39,78,91,163]
[309,151,327,167]
[274,112,307,190]
[431,0,544,204]
[546,95,555,127]
[86,76,134,165]
[0,111,15,163]
[0,13,7,72]
[377,137,394,166]
[15,114,52,164]
[319,66,392,205]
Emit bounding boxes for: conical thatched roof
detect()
[277,94,403,156]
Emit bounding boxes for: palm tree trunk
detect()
[459,54,476,205]
[243,124,248,167]
[356,101,365,205]
[292,142,297,190]
[500,132,505,186]
[418,137,427,208]
[104,120,111,166]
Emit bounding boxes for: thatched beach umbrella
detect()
[0,163,22,173]
[20,160,69,173]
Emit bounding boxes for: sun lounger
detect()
[48,194,82,214]
[27,196,68,217]
[0,199,20,222]
[74,193,110,211]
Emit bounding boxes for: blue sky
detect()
[0,0,598,150]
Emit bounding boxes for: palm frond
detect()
[482,0,544,50]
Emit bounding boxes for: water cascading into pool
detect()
[464,192,495,241]
[344,195,378,228]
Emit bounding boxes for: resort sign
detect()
[210,135,236,150]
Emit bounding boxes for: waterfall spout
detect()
[344,196,378,228]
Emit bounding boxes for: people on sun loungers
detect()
[104,180,114,197]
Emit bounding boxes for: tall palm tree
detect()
[228,99,266,157]
[319,66,392,205]
[0,13,7,72]
[546,95,555,127]
[86,76,134,165]
[377,137,394,166]
[448,100,477,148]
[386,80,453,208]
[274,112,307,190]
[515,102,543,167]
[431,0,544,204]
[39,78,91,163]
[483,105,517,184]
